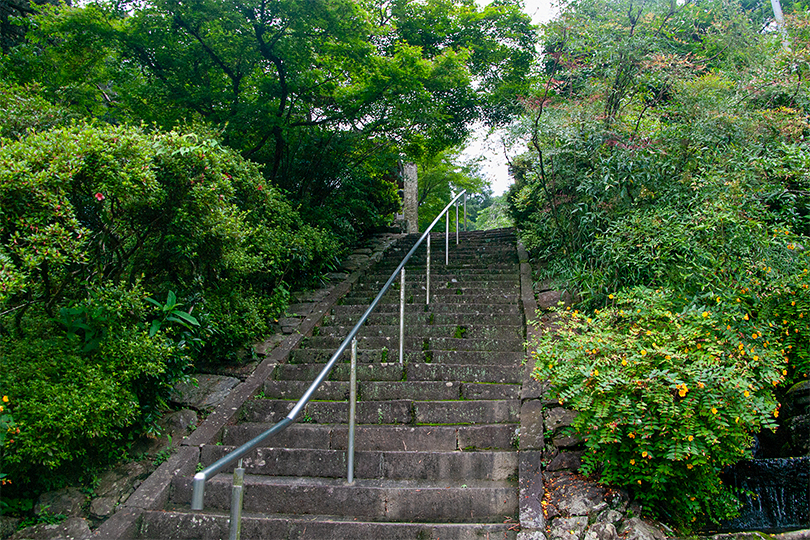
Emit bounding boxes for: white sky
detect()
[464,0,560,195]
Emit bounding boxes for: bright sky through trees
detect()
[467,0,558,194]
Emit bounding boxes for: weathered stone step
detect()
[200,447,518,481]
[316,324,523,341]
[322,311,524,327]
[360,274,520,285]
[170,475,518,523]
[349,283,520,297]
[330,303,522,316]
[241,399,519,425]
[289,348,523,366]
[139,510,519,539]
[301,336,523,352]
[273,362,521,384]
[339,292,519,305]
[261,380,519,401]
[222,423,519,451]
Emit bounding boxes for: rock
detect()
[549,516,589,540]
[1,517,20,539]
[545,407,578,435]
[326,272,348,282]
[537,290,565,310]
[171,374,240,411]
[34,488,87,518]
[89,460,153,518]
[519,532,548,540]
[9,518,91,540]
[619,517,667,540]
[597,509,623,525]
[546,451,582,472]
[553,434,582,448]
[157,409,198,439]
[788,414,810,455]
[584,523,618,540]
[89,497,117,519]
[785,381,810,415]
[285,303,314,316]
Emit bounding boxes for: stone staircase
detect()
[136,228,525,540]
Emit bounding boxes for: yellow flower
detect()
[711,407,718,414]
[622,359,628,366]
[638,480,642,484]
[1,396,7,403]
[753,355,759,361]
[628,433,636,439]
[640,350,647,356]
[744,314,750,321]
[744,390,750,397]
[783,369,788,376]
[0,405,3,413]
[752,333,758,339]
[792,301,796,306]
[587,318,592,323]
[665,355,671,360]
[687,464,694,469]
[774,409,780,418]
[608,294,614,299]
[630,459,636,465]
[688,435,694,441]
[735,417,740,423]
[593,370,599,377]
[702,311,709,318]
[698,382,705,389]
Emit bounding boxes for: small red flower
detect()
[94,192,105,201]
[257,185,263,191]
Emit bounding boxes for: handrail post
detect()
[445,211,449,266]
[426,234,431,305]
[348,338,357,483]
[464,193,467,231]
[399,268,405,365]
[229,459,245,540]
[455,201,459,245]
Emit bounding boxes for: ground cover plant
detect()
[513,0,810,530]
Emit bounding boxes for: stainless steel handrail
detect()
[191,190,468,533]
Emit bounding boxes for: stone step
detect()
[170,475,518,523]
[200,447,518,481]
[261,380,520,401]
[139,510,519,539]
[241,399,519,425]
[322,311,524,328]
[349,283,520,296]
[222,423,520,451]
[316,324,523,341]
[273,363,521,384]
[339,292,519,305]
[330,303,522,316]
[301,336,523,352]
[289,348,523,366]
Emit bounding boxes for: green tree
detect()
[2,0,536,241]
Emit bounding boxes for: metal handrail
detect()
[191,190,468,524]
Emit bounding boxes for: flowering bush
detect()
[532,288,786,529]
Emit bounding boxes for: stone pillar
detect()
[401,162,418,234]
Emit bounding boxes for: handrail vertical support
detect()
[229,459,245,540]
[445,211,449,266]
[426,234,431,305]
[399,268,405,365]
[348,338,357,484]
[455,201,459,245]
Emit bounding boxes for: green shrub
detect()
[0,120,341,493]
[532,288,786,529]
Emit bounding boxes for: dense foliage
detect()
[512,0,810,529]
[2,0,534,244]
[0,120,338,493]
